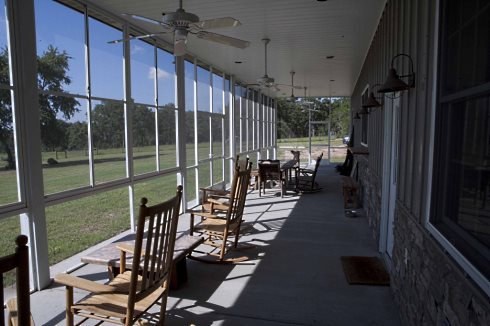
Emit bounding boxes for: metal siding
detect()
[420,0,437,222]
[352,0,433,213]
[412,0,429,220]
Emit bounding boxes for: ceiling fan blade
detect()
[276,84,303,90]
[174,39,187,56]
[190,17,241,30]
[194,31,250,49]
[107,32,169,44]
[122,13,169,27]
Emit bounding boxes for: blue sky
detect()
[1,0,231,123]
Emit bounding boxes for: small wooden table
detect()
[81,234,204,289]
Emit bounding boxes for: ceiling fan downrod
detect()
[262,38,270,77]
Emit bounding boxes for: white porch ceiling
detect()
[92,0,386,97]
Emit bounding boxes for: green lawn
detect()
[0,143,216,285]
[0,137,344,286]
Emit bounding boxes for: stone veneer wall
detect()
[391,204,490,326]
[355,154,382,242]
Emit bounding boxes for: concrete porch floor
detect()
[28,164,402,325]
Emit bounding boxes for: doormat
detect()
[340,256,390,286]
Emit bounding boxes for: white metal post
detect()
[209,66,213,185]
[221,71,225,181]
[11,0,50,289]
[229,75,236,182]
[84,6,95,187]
[122,24,135,231]
[308,108,312,163]
[175,56,187,210]
[193,59,199,200]
[154,44,160,170]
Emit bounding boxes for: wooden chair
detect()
[295,152,323,193]
[258,160,285,197]
[189,156,249,235]
[55,186,183,326]
[1,235,31,326]
[197,155,246,213]
[189,161,252,263]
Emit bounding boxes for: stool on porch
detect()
[341,176,359,208]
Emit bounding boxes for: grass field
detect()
[0,137,346,285]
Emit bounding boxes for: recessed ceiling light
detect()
[234,61,242,64]
[326,55,334,59]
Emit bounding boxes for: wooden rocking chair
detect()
[189,156,249,235]
[55,186,183,326]
[189,161,252,263]
[194,155,246,212]
[1,235,32,326]
[295,152,323,193]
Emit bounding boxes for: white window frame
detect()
[424,0,490,297]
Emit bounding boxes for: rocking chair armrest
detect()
[116,243,139,255]
[296,167,314,175]
[55,273,118,293]
[200,188,229,197]
[191,211,225,219]
[207,197,230,206]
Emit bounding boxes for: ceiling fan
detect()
[108,0,250,56]
[248,38,303,92]
[286,71,300,102]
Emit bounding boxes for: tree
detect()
[67,121,87,150]
[0,45,80,168]
[0,48,13,168]
[38,46,80,151]
[277,97,350,140]
[91,102,125,149]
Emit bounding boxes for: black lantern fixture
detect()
[378,54,415,94]
[362,84,383,109]
[362,92,382,108]
[358,106,370,115]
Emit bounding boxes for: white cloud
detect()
[130,44,144,55]
[148,67,172,80]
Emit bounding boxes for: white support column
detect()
[239,86,243,154]
[10,0,50,289]
[193,59,199,199]
[221,71,225,181]
[252,90,256,155]
[153,44,160,170]
[273,99,277,159]
[175,56,187,211]
[245,88,249,152]
[209,67,213,185]
[122,24,135,231]
[229,76,236,181]
[84,7,95,187]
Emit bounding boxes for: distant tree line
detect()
[0,45,223,170]
[1,45,351,171]
[276,97,350,140]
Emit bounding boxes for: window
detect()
[185,60,195,168]
[91,100,126,184]
[0,0,19,207]
[431,0,490,280]
[88,16,123,100]
[361,86,369,146]
[157,49,177,170]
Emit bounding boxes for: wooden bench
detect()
[81,234,204,289]
[341,176,359,208]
